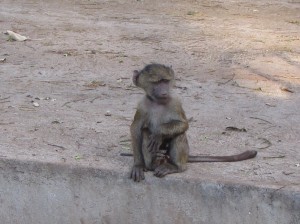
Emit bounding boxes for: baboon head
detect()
[133,64,175,104]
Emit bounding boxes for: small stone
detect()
[32,102,40,107]
[105,111,111,116]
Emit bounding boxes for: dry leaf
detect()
[280,87,294,93]
[225,126,247,132]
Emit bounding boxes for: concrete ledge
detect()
[0,158,299,224]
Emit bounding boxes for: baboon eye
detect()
[161,79,169,83]
[151,80,160,84]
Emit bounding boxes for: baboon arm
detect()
[159,100,189,138]
[160,119,189,138]
[130,109,145,166]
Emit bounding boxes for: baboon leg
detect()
[154,133,189,177]
[141,130,156,171]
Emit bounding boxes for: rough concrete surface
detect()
[0,0,299,223]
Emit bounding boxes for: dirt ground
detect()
[0,0,299,189]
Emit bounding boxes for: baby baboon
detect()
[125,64,257,182]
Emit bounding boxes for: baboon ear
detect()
[133,70,140,86]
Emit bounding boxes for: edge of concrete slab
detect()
[0,157,299,224]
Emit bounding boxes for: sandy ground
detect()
[0,0,299,189]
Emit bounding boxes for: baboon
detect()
[123,64,257,182]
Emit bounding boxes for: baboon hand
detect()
[147,134,162,153]
[130,165,145,182]
[154,164,173,178]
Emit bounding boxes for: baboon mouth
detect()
[156,97,170,104]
